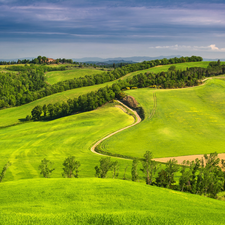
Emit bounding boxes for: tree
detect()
[131,159,139,181]
[0,161,11,182]
[62,156,81,178]
[31,105,43,120]
[165,159,179,188]
[141,151,157,185]
[95,157,113,178]
[112,160,119,178]
[168,65,176,71]
[38,158,55,178]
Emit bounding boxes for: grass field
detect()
[0,61,216,128]
[1,178,225,224]
[100,79,225,158]
[0,103,134,181]
[45,68,105,84]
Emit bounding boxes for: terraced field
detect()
[100,78,225,158]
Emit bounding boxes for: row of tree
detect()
[30,84,123,121]
[133,151,225,199]
[0,56,202,109]
[39,156,81,178]
[0,56,74,65]
[29,61,225,121]
[125,62,225,89]
[94,151,225,199]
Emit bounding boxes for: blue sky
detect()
[0,0,225,59]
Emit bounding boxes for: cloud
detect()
[150,44,225,52]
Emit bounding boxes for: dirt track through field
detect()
[90,100,141,158]
[90,78,225,163]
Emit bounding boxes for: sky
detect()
[0,0,225,59]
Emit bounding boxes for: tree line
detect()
[0,56,202,110]
[125,61,225,89]
[28,61,224,122]
[2,151,224,199]
[94,151,225,199]
[0,56,74,65]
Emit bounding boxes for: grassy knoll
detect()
[0,103,134,181]
[101,79,225,158]
[1,178,225,224]
[46,68,105,84]
[0,61,217,128]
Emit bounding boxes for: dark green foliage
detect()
[62,156,81,178]
[131,159,139,181]
[31,105,43,120]
[126,64,225,89]
[0,161,11,182]
[141,151,157,185]
[177,153,225,198]
[1,56,203,109]
[112,161,119,179]
[95,157,113,178]
[168,65,176,71]
[38,158,55,178]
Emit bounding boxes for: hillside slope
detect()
[101,79,225,158]
[1,178,225,224]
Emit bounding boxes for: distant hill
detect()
[72,55,182,63]
[203,58,225,61]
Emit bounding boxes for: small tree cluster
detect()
[95,157,119,178]
[38,156,81,178]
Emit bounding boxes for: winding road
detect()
[90,77,225,163]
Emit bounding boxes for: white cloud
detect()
[150,44,225,52]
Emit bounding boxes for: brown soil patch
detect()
[122,95,139,108]
[154,153,225,166]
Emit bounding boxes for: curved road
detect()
[90,100,141,159]
[91,78,225,163]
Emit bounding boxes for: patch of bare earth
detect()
[154,153,225,166]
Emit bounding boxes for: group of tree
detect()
[0,56,74,65]
[126,62,225,89]
[38,156,81,178]
[29,60,225,122]
[130,151,225,199]
[30,83,122,121]
[0,56,202,110]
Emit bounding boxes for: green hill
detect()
[0,103,134,181]
[46,68,105,84]
[0,61,214,128]
[1,178,225,224]
[100,78,225,158]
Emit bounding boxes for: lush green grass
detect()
[0,103,134,181]
[101,79,225,158]
[1,178,225,224]
[46,68,105,84]
[0,61,216,128]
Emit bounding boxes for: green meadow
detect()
[1,178,225,225]
[45,68,105,84]
[0,61,214,128]
[101,79,225,158]
[0,103,134,181]
[1,61,225,224]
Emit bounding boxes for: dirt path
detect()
[90,100,141,157]
[90,77,225,163]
